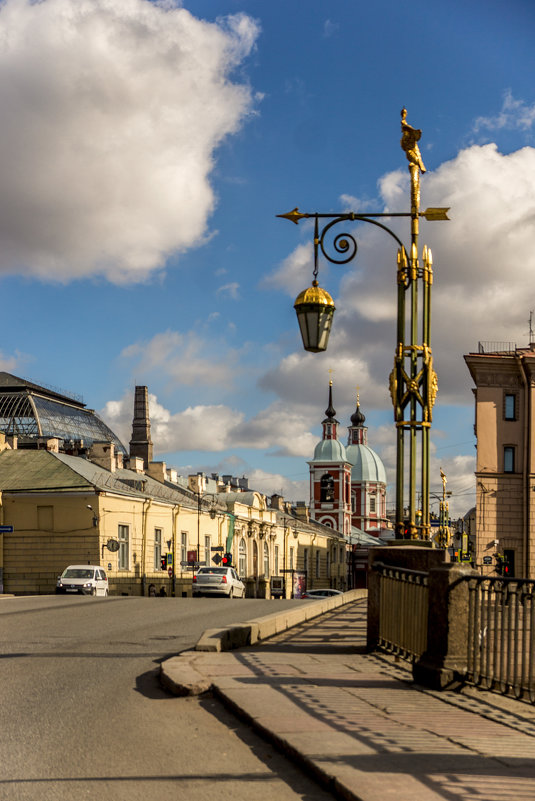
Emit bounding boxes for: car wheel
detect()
[90,588,96,597]
[228,587,234,598]
[104,589,108,597]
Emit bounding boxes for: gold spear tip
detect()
[276,207,308,224]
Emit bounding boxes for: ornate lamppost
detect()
[278,110,449,540]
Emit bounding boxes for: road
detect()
[0,595,334,801]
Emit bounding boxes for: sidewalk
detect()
[161,599,535,801]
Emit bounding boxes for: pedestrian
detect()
[159,586,167,597]
[148,584,156,597]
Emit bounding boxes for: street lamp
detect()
[278,109,449,541]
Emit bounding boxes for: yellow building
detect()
[0,440,344,596]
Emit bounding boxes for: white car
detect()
[56,565,109,597]
[192,566,245,598]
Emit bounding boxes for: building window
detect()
[340,546,344,564]
[205,535,211,568]
[239,538,247,578]
[315,550,320,578]
[154,528,162,570]
[369,495,376,513]
[274,545,279,576]
[263,541,269,576]
[326,550,330,576]
[504,446,515,473]
[303,548,309,574]
[118,524,129,570]
[504,393,517,421]
[320,473,335,502]
[289,547,294,570]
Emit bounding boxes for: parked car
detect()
[192,566,245,598]
[56,565,109,596]
[301,588,343,599]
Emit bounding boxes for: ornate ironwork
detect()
[278,109,449,542]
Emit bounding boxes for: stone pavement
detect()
[161,598,535,801]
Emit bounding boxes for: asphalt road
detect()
[0,595,334,801]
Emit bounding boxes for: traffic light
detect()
[503,556,510,576]
[495,555,504,576]
[222,552,232,567]
[160,556,166,571]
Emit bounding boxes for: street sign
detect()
[483,556,493,565]
[212,554,222,565]
[167,567,173,578]
[0,525,13,533]
[211,546,224,551]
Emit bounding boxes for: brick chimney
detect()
[129,386,153,469]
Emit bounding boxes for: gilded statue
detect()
[400,108,426,173]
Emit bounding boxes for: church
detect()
[308,381,390,586]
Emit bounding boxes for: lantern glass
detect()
[296,303,334,353]
[294,282,335,353]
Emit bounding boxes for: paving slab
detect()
[161,597,535,801]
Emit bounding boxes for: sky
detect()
[0,0,534,519]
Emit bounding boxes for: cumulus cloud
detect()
[101,390,318,460]
[267,143,535,408]
[0,0,259,283]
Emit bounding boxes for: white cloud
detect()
[267,143,535,410]
[474,90,535,133]
[0,0,259,283]
[216,282,240,299]
[102,387,319,460]
[120,329,241,389]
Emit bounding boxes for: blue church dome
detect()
[311,438,348,463]
[346,443,386,484]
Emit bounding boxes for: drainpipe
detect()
[172,504,180,597]
[141,498,152,596]
[516,354,530,578]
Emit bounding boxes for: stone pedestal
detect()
[413,563,479,689]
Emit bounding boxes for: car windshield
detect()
[62,568,95,579]
[197,568,227,575]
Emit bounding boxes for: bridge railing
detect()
[368,547,535,703]
[374,562,429,661]
[467,575,535,702]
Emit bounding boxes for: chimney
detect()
[147,461,167,483]
[90,442,116,472]
[293,501,310,522]
[129,386,153,470]
[270,494,284,510]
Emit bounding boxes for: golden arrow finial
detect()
[276,207,309,225]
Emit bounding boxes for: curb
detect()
[161,589,367,696]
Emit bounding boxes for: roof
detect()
[346,443,387,484]
[310,438,349,464]
[0,371,126,454]
[0,449,91,491]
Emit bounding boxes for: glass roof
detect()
[0,391,126,454]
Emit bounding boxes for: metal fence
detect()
[375,562,429,661]
[467,576,535,702]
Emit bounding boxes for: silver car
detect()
[192,567,245,598]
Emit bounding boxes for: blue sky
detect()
[0,0,534,517]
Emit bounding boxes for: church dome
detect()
[347,443,386,484]
[311,438,348,463]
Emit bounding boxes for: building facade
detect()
[465,343,535,578]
